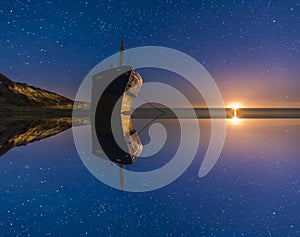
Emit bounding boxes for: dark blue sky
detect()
[0,0,299,104]
[0,2,300,236]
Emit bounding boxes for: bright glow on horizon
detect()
[228,102,242,125]
[228,102,243,110]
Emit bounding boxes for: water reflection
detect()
[0,117,299,235]
[0,116,90,157]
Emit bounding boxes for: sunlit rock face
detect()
[92,66,143,165]
[0,73,73,110]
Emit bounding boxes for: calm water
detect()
[0,119,299,236]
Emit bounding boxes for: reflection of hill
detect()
[0,117,72,157]
[0,114,91,157]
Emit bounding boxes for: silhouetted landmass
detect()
[131,108,300,119]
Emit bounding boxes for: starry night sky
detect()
[0,0,299,107]
[0,1,300,236]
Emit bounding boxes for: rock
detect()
[0,73,73,110]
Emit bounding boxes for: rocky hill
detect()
[0,73,73,110]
